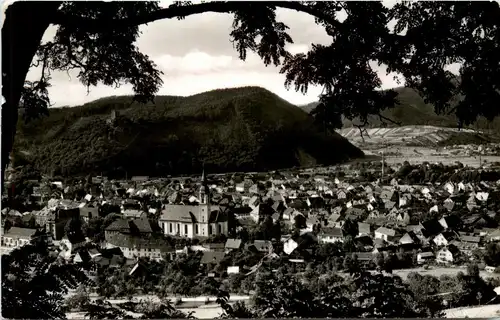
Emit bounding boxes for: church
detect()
[158,171,229,239]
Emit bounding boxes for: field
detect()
[363,146,500,168]
[338,125,500,168]
[338,125,483,146]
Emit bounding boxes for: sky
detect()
[24,0,405,108]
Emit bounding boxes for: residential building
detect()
[436,245,460,264]
[105,218,171,261]
[318,227,344,243]
[417,251,435,264]
[374,226,397,242]
[1,227,41,248]
[433,232,456,247]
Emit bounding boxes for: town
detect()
[2,157,500,318]
[3,1,500,318]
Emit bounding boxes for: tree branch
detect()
[50,1,343,32]
[378,114,401,127]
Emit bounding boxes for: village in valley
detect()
[3,1,500,318]
[2,146,500,318]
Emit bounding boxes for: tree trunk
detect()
[1,2,61,193]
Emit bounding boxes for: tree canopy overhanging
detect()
[2,1,499,187]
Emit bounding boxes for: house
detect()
[227,266,240,274]
[459,234,481,245]
[374,226,397,242]
[357,222,371,237]
[203,243,225,252]
[79,205,99,223]
[225,238,242,252]
[318,227,344,243]
[380,189,395,202]
[451,234,481,255]
[327,213,341,227]
[248,240,273,253]
[282,231,318,256]
[283,237,299,255]
[1,227,41,248]
[200,251,225,266]
[88,248,101,259]
[417,251,434,264]
[104,217,171,260]
[123,209,147,219]
[443,198,455,211]
[73,250,92,264]
[433,232,456,247]
[337,190,347,199]
[60,236,85,253]
[105,233,172,261]
[486,229,500,242]
[159,176,229,239]
[249,205,261,223]
[352,252,375,266]
[436,245,460,264]
[306,216,321,232]
[131,176,149,183]
[438,215,462,231]
[420,219,444,238]
[399,231,421,245]
[105,218,155,238]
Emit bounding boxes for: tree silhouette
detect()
[83,299,126,319]
[1,243,90,319]
[252,267,319,318]
[64,216,87,244]
[139,299,195,319]
[215,265,443,318]
[342,218,359,238]
[3,1,499,190]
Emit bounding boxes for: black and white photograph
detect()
[2,0,500,319]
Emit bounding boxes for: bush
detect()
[65,291,90,311]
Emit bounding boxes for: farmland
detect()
[338,125,500,168]
[338,125,489,146]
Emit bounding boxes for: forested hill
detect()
[14,86,363,178]
[301,86,500,131]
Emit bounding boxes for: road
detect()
[65,292,249,319]
[67,306,226,319]
[66,294,241,320]
[335,267,500,281]
[444,304,500,318]
[390,267,500,281]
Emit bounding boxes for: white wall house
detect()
[374,227,396,242]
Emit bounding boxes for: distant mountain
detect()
[299,86,499,131]
[300,102,319,114]
[14,87,363,177]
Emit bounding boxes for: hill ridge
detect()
[14,86,363,177]
[299,86,499,131]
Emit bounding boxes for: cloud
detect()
[30,49,404,108]
[24,1,415,108]
[156,50,263,75]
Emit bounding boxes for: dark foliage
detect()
[1,243,90,319]
[15,87,362,177]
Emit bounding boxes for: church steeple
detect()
[199,164,209,204]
